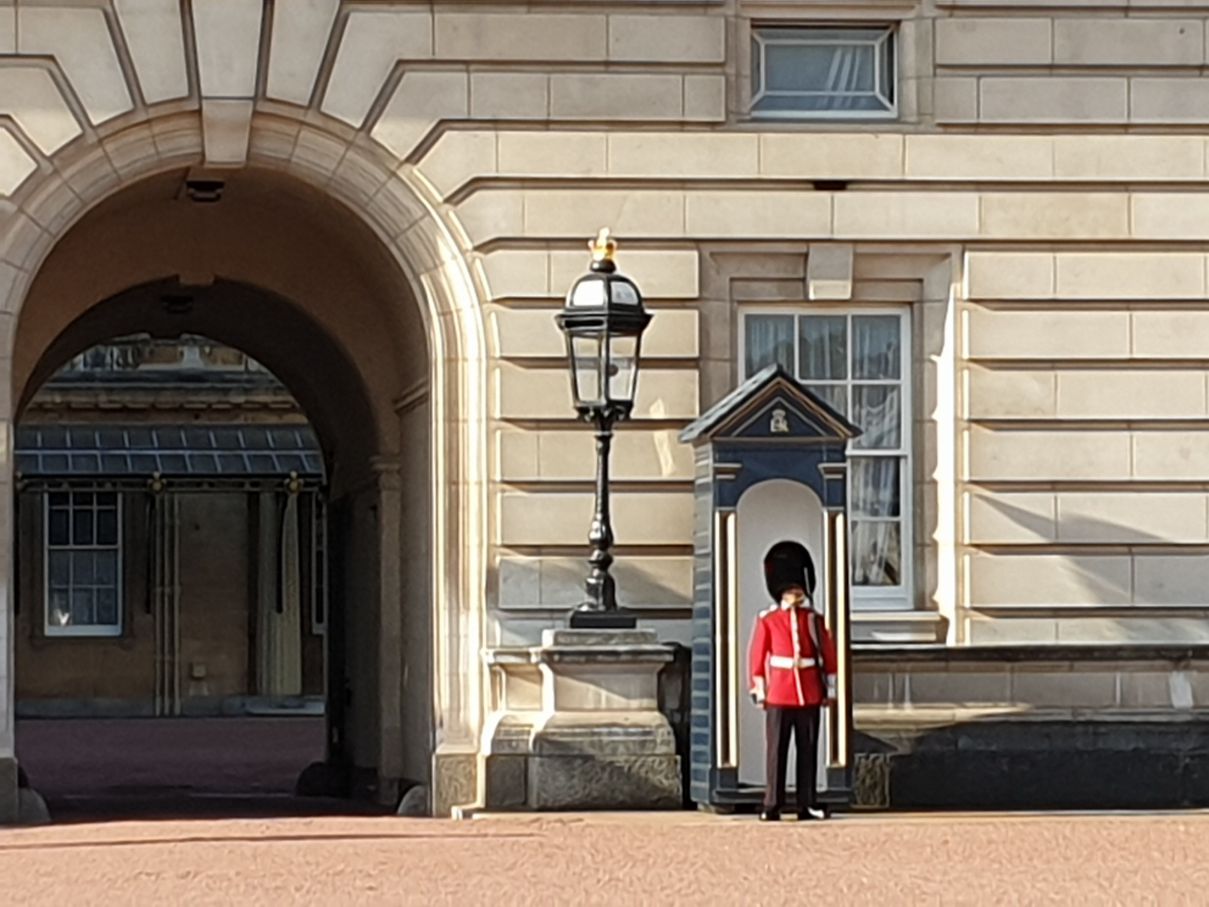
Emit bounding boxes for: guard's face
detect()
[781,585,807,607]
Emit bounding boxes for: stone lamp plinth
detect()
[483,629,682,810]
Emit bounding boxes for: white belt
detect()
[768,655,816,670]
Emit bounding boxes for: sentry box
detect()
[679,365,860,812]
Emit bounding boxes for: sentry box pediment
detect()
[679,365,860,811]
[679,365,859,510]
[680,364,859,448]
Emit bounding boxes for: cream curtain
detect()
[256,491,302,697]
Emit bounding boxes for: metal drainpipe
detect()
[152,490,163,717]
[171,494,181,716]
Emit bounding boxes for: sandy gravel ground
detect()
[4,810,1209,906]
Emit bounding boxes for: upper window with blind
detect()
[743,310,911,609]
[751,25,896,119]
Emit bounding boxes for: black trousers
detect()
[764,706,821,811]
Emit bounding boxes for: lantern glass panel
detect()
[571,333,606,406]
[569,278,607,309]
[611,279,640,306]
[607,333,640,405]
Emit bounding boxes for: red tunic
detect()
[748,603,838,708]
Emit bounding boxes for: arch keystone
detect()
[202,99,254,167]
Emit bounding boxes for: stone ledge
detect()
[855,644,1209,664]
[859,705,1209,724]
[853,610,949,645]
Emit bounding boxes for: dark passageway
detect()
[16,717,391,823]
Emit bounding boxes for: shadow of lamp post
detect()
[555,229,652,629]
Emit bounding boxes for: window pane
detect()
[851,521,901,587]
[72,507,94,546]
[48,508,69,546]
[72,551,96,585]
[765,43,875,94]
[97,508,118,546]
[745,315,794,375]
[753,27,894,115]
[49,590,71,628]
[850,458,901,518]
[96,551,118,586]
[48,551,70,587]
[95,589,118,627]
[73,492,94,508]
[71,588,95,626]
[853,315,901,379]
[799,316,846,381]
[96,492,117,508]
[805,384,847,416]
[852,385,902,449]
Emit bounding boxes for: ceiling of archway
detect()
[12,167,429,485]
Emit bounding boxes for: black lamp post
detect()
[556,229,652,629]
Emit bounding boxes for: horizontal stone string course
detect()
[495,555,692,610]
[492,363,699,421]
[452,187,1209,246]
[479,249,700,300]
[498,491,692,548]
[489,307,698,359]
[966,252,1209,301]
[496,429,694,483]
[416,131,1209,197]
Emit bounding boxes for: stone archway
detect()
[0,111,489,820]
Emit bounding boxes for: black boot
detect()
[759,808,781,822]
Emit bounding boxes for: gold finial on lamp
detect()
[589,228,618,267]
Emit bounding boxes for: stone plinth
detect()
[483,629,682,810]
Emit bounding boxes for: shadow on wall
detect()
[852,715,1209,811]
[973,495,1209,642]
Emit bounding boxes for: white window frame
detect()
[44,491,124,638]
[739,307,914,611]
[751,24,898,121]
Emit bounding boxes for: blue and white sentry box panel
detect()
[679,366,860,811]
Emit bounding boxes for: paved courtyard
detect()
[10,720,1209,903]
[4,810,1209,905]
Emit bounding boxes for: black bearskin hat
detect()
[763,540,816,601]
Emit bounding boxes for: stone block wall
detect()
[903,3,1209,126]
[852,648,1209,809]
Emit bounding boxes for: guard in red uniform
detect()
[748,541,838,821]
